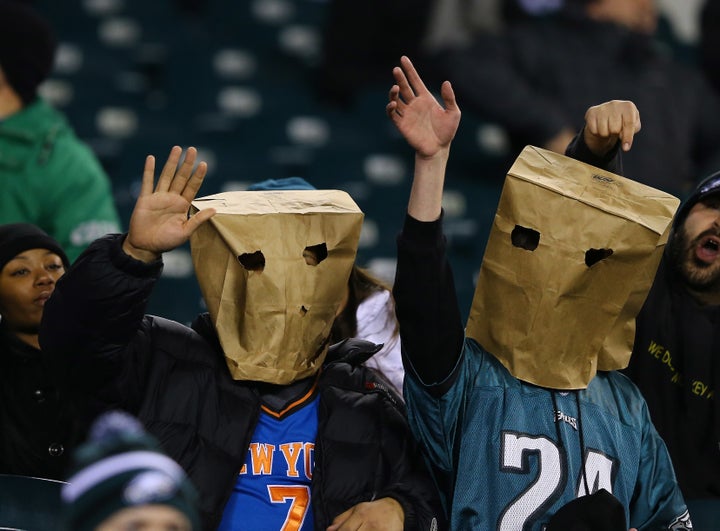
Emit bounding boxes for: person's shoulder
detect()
[22,98,69,131]
[0,98,66,145]
[148,314,227,368]
[358,288,392,312]
[587,370,650,421]
[355,289,394,333]
[591,369,640,392]
[321,349,404,406]
[14,100,104,173]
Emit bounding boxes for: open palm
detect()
[126,146,215,256]
[387,56,461,159]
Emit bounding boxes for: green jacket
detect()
[0,98,121,262]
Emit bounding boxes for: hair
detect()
[0,1,56,105]
[330,265,399,343]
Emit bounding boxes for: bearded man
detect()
[624,174,720,502]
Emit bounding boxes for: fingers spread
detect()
[400,55,429,97]
[141,155,156,196]
[156,145,183,192]
[393,64,415,104]
[186,206,215,234]
[169,146,198,193]
[440,80,459,112]
[181,160,208,203]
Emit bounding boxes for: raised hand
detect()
[583,100,641,156]
[387,55,461,159]
[123,146,216,262]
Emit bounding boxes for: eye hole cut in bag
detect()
[239,242,330,271]
[238,250,265,271]
[511,225,540,251]
[303,243,328,266]
[585,248,613,267]
[511,225,614,267]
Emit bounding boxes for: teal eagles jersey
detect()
[404,338,692,530]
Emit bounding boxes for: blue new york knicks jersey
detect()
[218,394,319,530]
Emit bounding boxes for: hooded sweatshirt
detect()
[623,171,720,500]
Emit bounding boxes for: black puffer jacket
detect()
[40,234,443,531]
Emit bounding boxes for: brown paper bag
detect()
[189,190,364,384]
[466,146,679,389]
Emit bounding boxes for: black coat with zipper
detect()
[39,233,444,531]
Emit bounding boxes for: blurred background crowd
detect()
[21,0,720,322]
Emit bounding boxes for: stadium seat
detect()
[0,474,64,531]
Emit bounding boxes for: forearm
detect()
[393,213,464,389]
[407,150,449,222]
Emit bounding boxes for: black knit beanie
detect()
[0,1,56,105]
[0,223,69,272]
[62,411,201,531]
[673,170,720,230]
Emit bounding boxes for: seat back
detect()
[686,498,720,529]
[0,474,65,531]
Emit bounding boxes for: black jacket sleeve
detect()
[393,213,464,396]
[316,360,447,530]
[39,233,163,417]
[565,128,623,175]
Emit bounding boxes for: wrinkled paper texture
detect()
[190,190,363,384]
[466,146,679,389]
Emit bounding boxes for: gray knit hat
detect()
[62,411,200,531]
[0,223,69,272]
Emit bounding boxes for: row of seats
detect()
[34,0,512,324]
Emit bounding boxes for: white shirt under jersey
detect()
[355,289,404,397]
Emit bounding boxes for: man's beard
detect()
[668,225,720,292]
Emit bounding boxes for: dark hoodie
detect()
[624,171,720,501]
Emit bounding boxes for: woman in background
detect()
[0,222,83,479]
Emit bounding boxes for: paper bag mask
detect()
[466,146,679,389]
[189,190,364,384]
